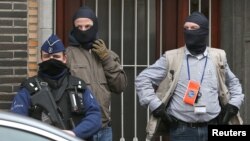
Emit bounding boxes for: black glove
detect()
[152,104,173,125]
[220,104,239,124]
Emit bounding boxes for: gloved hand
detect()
[220,103,239,124]
[92,39,109,61]
[152,104,173,125]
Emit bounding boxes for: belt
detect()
[103,121,112,128]
[108,121,112,127]
[171,116,218,128]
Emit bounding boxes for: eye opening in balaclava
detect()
[184,11,209,55]
[71,6,98,49]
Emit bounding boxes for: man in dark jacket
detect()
[66,6,127,141]
[11,34,101,140]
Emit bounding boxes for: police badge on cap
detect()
[41,34,65,54]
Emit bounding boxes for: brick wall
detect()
[0,0,38,110]
[27,0,38,77]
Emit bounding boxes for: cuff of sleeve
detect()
[72,129,79,138]
[228,102,240,110]
[149,98,162,112]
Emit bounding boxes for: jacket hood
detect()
[68,31,81,47]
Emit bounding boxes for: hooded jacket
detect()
[66,35,127,128]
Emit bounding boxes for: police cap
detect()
[41,34,65,54]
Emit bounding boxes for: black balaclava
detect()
[71,6,98,49]
[38,59,68,80]
[184,11,208,55]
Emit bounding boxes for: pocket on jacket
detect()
[71,64,91,84]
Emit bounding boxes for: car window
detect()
[0,126,54,141]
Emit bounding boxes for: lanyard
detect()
[186,55,208,84]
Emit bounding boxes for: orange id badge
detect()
[183,80,200,106]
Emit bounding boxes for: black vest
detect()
[21,74,86,129]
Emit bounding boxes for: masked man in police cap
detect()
[135,11,244,141]
[11,34,102,140]
[66,6,127,141]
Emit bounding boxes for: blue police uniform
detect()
[10,34,101,140]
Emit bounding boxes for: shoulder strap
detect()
[66,75,86,91]
[21,76,41,95]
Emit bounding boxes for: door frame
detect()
[56,0,86,46]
